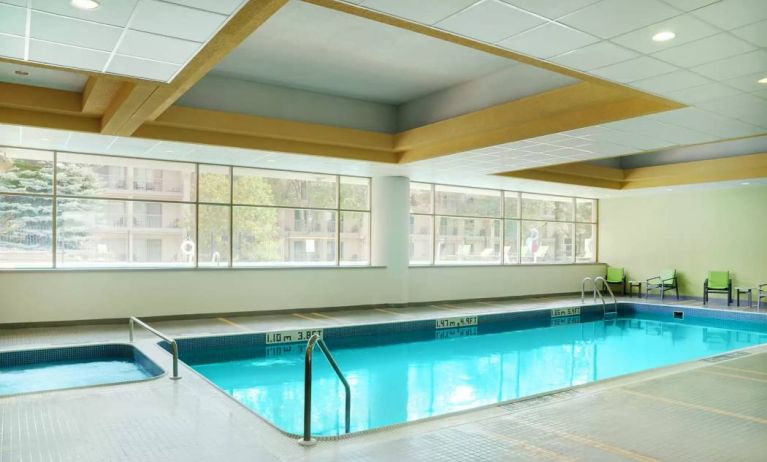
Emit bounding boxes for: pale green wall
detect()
[599,185,767,296]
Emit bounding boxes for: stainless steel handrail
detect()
[581,277,597,304]
[129,316,180,380]
[301,333,351,446]
[594,277,618,316]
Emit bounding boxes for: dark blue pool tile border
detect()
[0,343,164,378]
[624,303,767,323]
[166,303,610,355]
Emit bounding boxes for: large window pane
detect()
[233,207,336,266]
[198,205,230,267]
[520,221,574,264]
[199,165,230,204]
[0,194,52,268]
[504,192,519,218]
[56,153,197,202]
[435,217,501,264]
[410,182,433,214]
[340,211,369,265]
[409,214,433,265]
[340,176,370,211]
[435,185,501,218]
[503,220,519,264]
[521,194,574,222]
[576,223,597,263]
[576,198,597,223]
[56,199,196,267]
[233,168,337,208]
[0,148,53,194]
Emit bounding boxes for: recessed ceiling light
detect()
[741,182,750,185]
[758,77,767,84]
[70,0,100,10]
[652,31,676,42]
[665,188,673,192]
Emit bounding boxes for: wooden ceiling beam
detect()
[81,76,125,115]
[102,0,289,137]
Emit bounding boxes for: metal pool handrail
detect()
[301,333,351,446]
[128,317,180,380]
[593,277,618,316]
[581,277,597,303]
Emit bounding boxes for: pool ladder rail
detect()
[300,333,351,446]
[582,277,618,318]
[128,316,181,380]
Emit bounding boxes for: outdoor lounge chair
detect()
[646,269,679,300]
[703,270,732,305]
[605,267,626,295]
[758,284,766,310]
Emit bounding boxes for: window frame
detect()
[0,147,372,270]
[409,182,597,266]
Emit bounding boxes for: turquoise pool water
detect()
[188,314,767,436]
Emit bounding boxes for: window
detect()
[0,147,371,269]
[409,182,596,265]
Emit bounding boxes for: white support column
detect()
[371,176,410,305]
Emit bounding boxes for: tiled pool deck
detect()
[2,294,766,461]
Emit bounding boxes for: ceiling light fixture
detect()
[70,0,101,10]
[741,182,750,185]
[758,77,767,84]
[652,31,676,42]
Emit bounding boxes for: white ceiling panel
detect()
[65,132,118,153]
[435,0,546,43]
[498,22,599,59]
[0,0,246,82]
[0,3,26,36]
[167,0,244,15]
[632,69,711,94]
[19,126,71,150]
[696,93,767,127]
[107,55,180,81]
[30,11,123,52]
[558,0,680,39]
[591,56,676,83]
[610,14,720,54]
[549,41,638,71]
[131,0,227,42]
[652,33,754,68]
[725,72,767,93]
[499,0,600,19]
[0,0,26,5]
[0,61,88,91]
[601,117,717,145]
[28,39,110,72]
[731,20,767,47]
[691,0,767,30]
[666,82,744,104]
[359,0,479,25]
[691,50,767,81]
[30,0,139,27]
[652,107,765,139]
[0,33,23,60]
[118,30,201,65]
[660,0,720,11]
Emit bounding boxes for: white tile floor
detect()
[1,295,766,461]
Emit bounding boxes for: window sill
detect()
[0,265,384,273]
[409,262,603,268]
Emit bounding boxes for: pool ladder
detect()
[300,333,351,446]
[582,277,618,318]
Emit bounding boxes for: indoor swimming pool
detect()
[175,304,767,437]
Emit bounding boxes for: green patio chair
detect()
[703,270,732,305]
[605,266,626,295]
[646,269,679,301]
